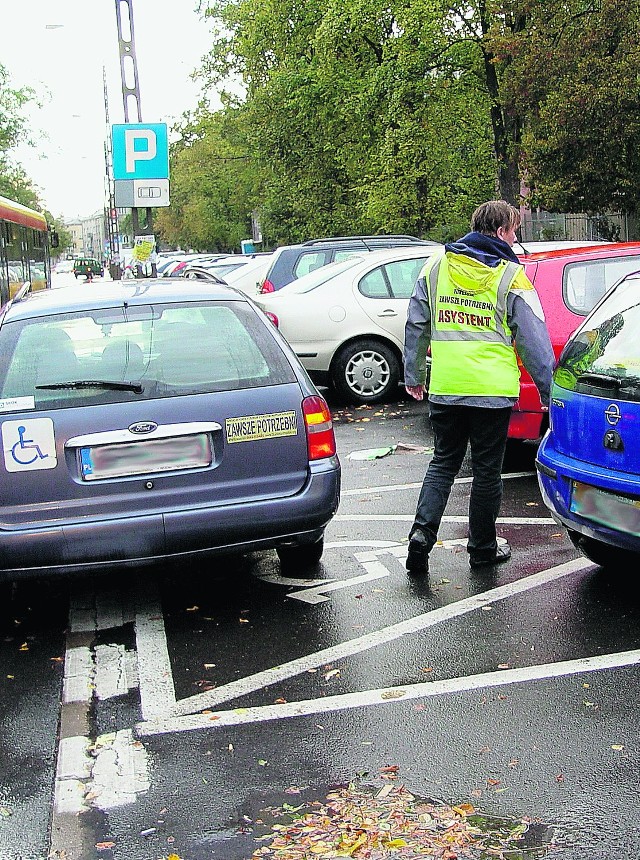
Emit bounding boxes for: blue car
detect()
[537,269,640,566]
[0,280,340,579]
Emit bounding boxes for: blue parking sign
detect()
[112,123,169,180]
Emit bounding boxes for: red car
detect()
[511,242,640,440]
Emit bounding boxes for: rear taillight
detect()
[303,395,336,461]
[171,262,187,276]
[265,311,279,327]
[260,279,275,294]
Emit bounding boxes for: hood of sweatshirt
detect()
[445,231,520,267]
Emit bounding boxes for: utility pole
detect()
[113,0,157,277]
[103,67,121,278]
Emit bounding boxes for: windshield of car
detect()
[555,273,640,397]
[0,301,296,409]
[279,257,365,295]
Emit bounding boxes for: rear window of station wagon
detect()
[0,301,296,409]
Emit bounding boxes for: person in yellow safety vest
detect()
[403,200,555,575]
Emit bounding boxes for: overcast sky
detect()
[4,0,215,220]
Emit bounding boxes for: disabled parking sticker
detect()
[2,418,57,472]
[225,411,298,443]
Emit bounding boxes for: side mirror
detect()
[50,231,60,249]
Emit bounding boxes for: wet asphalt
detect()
[1,393,640,859]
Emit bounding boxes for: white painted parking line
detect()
[54,730,151,814]
[336,515,556,525]
[133,580,176,720]
[68,586,135,633]
[62,646,93,704]
[153,556,591,721]
[455,471,536,484]
[55,585,153,820]
[325,540,400,550]
[137,649,640,736]
[341,471,536,496]
[288,561,389,604]
[258,574,335,587]
[95,644,138,700]
[89,729,150,810]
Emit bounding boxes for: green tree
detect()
[197,0,509,242]
[190,0,640,240]
[154,107,257,251]
[0,64,40,205]
[516,0,640,214]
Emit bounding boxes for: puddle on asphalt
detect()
[196,781,555,858]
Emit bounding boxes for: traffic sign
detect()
[112,123,169,181]
[114,179,170,208]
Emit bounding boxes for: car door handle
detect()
[377,309,398,317]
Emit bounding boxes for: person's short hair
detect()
[471,200,521,235]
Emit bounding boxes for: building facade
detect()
[64,211,106,259]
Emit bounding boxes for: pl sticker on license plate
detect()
[225,411,298,443]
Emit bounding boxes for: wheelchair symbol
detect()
[11,425,49,465]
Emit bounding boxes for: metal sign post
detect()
[113,0,170,277]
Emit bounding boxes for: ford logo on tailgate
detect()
[128,421,158,435]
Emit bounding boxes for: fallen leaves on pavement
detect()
[251,781,539,858]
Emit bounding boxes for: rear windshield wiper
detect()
[576,372,620,389]
[576,372,640,393]
[36,379,143,393]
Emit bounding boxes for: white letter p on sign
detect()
[124,129,157,174]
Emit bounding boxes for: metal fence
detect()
[520,211,639,243]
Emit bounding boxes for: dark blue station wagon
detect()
[0,280,340,578]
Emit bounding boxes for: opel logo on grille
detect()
[604,403,621,426]
[128,421,158,435]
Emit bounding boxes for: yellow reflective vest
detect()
[424,251,522,398]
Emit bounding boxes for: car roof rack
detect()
[300,235,425,247]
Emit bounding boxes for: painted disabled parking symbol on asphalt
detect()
[2,418,57,471]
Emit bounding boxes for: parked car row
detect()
[158,233,436,297]
[256,241,640,439]
[150,252,272,296]
[181,254,274,295]
[253,232,640,571]
[7,231,640,580]
[55,237,640,438]
[258,234,438,293]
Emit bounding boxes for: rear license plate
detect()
[80,433,211,481]
[570,481,640,536]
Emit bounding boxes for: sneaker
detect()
[406,530,429,575]
[469,543,511,569]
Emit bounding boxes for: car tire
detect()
[276,537,324,569]
[567,529,637,568]
[332,339,400,405]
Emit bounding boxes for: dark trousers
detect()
[412,403,512,559]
